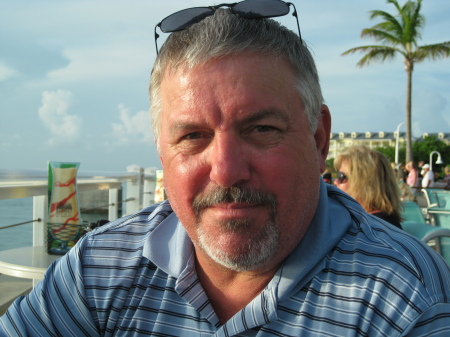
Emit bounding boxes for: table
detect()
[0,246,60,285]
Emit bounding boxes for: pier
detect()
[0,165,158,314]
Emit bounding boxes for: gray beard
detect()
[193,186,279,272]
[197,216,279,272]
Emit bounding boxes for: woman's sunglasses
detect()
[154,0,302,54]
[336,171,348,184]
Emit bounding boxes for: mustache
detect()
[193,186,277,216]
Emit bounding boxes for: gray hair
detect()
[150,9,323,149]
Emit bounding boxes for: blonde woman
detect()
[334,145,403,229]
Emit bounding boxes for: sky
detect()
[1,0,449,173]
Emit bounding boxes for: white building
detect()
[328,132,450,160]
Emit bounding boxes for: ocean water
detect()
[0,197,109,252]
[1,169,47,251]
[0,198,33,251]
[0,168,121,251]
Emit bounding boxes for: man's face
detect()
[159,53,330,272]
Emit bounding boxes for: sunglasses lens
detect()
[160,7,214,32]
[233,0,289,18]
[337,172,347,183]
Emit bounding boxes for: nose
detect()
[208,132,251,187]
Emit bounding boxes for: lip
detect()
[203,202,265,218]
[212,202,259,209]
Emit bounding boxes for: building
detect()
[328,132,450,160]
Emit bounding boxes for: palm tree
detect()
[342,0,450,162]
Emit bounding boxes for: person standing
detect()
[405,160,420,194]
[421,163,434,188]
[444,165,450,190]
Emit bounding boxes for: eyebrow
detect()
[168,108,290,134]
[240,108,290,125]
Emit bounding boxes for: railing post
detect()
[143,168,156,208]
[108,188,119,220]
[126,165,143,215]
[33,195,48,247]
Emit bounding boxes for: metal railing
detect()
[0,165,158,247]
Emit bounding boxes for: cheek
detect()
[338,182,350,193]
[161,154,208,213]
[263,148,316,203]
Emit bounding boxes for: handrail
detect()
[0,219,41,231]
[0,178,123,201]
[0,197,140,231]
[0,166,158,244]
[0,166,159,289]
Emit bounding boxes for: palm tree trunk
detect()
[405,64,413,163]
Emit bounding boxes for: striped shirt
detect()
[1,181,450,336]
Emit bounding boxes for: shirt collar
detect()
[143,211,194,277]
[144,180,358,288]
[272,180,355,300]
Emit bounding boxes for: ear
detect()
[314,104,331,173]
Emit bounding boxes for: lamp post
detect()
[395,123,404,165]
[429,151,444,172]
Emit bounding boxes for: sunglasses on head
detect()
[154,0,302,54]
[336,171,348,184]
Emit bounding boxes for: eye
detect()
[181,132,204,140]
[253,125,277,133]
[243,124,283,148]
[175,131,212,154]
[246,125,280,135]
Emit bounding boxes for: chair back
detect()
[402,222,450,265]
[435,191,450,209]
[428,210,450,230]
[421,189,438,207]
[421,227,450,265]
[402,201,426,224]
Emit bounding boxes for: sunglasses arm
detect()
[287,2,302,44]
[154,24,161,55]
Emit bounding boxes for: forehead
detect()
[159,54,303,123]
[339,160,351,172]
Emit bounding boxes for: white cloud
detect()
[38,89,82,145]
[0,61,17,81]
[110,104,152,146]
[43,44,151,85]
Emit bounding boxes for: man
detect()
[406,160,420,193]
[421,163,435,188]
[2,2,450,336]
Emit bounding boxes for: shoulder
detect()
[77,200,174,261]
[308,213,450,333]
[88,200,173,237]
[331,214,450,304]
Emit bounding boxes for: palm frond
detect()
[372,21,402,35]
[415,42,450,61]
[361,28,402,45]
[369,10,397,24]
[386,0,402,13]
[368,9,404,38]
[342,46,400,67]
[401,0,425,42]
[356,48,398,67]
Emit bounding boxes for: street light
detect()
[395,123,404,165]
[429,151,444,172]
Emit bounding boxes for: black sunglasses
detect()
[154,0,302,55]
[337,171,348,184]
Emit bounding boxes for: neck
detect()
[195,250,278,324]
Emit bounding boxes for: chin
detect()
[196,218,280,272]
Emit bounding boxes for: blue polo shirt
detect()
[1,182,450,336]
